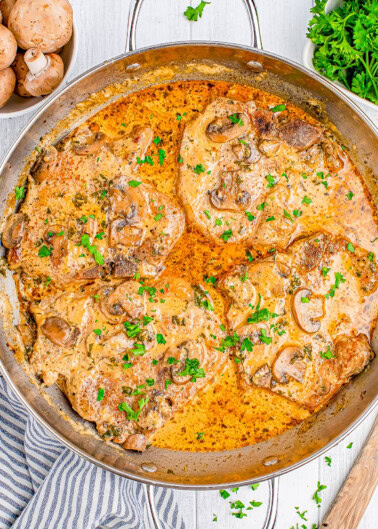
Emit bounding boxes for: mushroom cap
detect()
[0,66,15,108]
[24,52,64,97]
[2,212,24,248]
[8,0,73,53]
[0,23,17,69]
[11,52,32,97]
[206,113,249,143]
[0,0,16,26]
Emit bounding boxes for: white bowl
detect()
[303,0,377,114]
[0,17,78,119]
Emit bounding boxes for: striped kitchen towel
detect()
[0,375,185,529]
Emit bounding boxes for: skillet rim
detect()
[0,41,377,489]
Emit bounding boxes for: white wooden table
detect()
[0,1,377,528]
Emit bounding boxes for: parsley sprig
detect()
[184,1,210,21]
[307,0,378,104]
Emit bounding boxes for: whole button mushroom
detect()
[23,47,64,96]
[11,52,32,97]
[0,0,16,27]
[0,66,15,108]
[8,0,73,53]
[0,23,17,69]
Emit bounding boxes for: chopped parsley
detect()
[156,333,166,344]
[319,345,336,359]
[259,328,272,345]
[271,104,286,112]
[347,242,355,253]
[131,343,146,356]
[240,337,253,352]
[266,174,277,188]
[219,490,230,499]
[177,154,184,164]
[257,202,267,211]
[97,388,105,401]
[325,456,332,466]
[118,397,149,422]
[347,442,353,449]
[219,229,232,242]
[137,155,154,166]
[266,216,275,222]
[184,1,210,21]
[228,114,244,126]
[196,432,204,440]
[93,329,102,336]
[81,234,104,266]
[177,358,205,382]
[368,252,375,262]
[194,164,206,174]
[165,379,172,390]
[245,211,255,221]
[321,267,330,277]
[293,209,302,217]
[301,296,310,303]
[204,209,211,219]
[284,210,294,223]
[153,136,161,145]
[129,180,142,187]
[146,378,155,386]
[158,149,166,166]
[325,272,346,299]
[313,481,327,506]
[38,245,52,258]
[247,294,278,324]
[15,186,25,200]
[347,191,354,200]
[302,195,312,205]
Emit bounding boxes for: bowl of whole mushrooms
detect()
[0,0,77,117]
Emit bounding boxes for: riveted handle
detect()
[125,0,263,52]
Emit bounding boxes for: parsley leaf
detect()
[270,104,286,112]
[184,1,211,21]
[15,186,25,200]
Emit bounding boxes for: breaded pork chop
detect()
[219,232,377,411]
[29,275,227,450]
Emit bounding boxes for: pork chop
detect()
[219,232,377,410]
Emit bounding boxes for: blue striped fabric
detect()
[0,376,185,529]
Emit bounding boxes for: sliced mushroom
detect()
[279,119,321,151]
[170,340,206,385]
[78,266,102,280]
[109,218,144,248]
[44,224,67,266]
[272,346,306,384]
[293,233,328,273]
[112,257,138,278]
[232,139,261,164]
[109,177,146,220]
[41,316,79,347]
[73,131,107,156]
[210,171,251,211]
[206,113,249,143]
[2,213,25,249]
[99,280,145,321]
[251,109,277,139]
[98,285,125,322]
[251,364,272,388]
[31,145,58,183]
[123,433,148,452]
[292,288,324,334]
[110,126,154,168]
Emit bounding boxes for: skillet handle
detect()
[125,0,263,52]
[144,477,279,529]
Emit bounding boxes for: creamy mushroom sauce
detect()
[4,80,377,452]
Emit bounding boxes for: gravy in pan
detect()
[3,81,377,452]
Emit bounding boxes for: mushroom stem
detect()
[24,47,48,75]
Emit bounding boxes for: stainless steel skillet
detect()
[0,0,377,509]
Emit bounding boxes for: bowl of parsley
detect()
[303,0,377,113]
